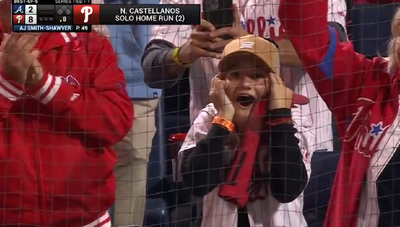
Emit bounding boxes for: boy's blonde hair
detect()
[91,0,109,38]
[387,7,400,70]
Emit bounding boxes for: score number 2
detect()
[27,6,34,13]
[25,5,37,15]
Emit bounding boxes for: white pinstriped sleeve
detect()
[173,103,216,181]
[0,73,23,101]
[151,0,195,46]
[292,104,315,181]
[179,103,216,152]
[328,0,347,29]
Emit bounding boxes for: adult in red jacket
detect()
[0,0,133,226]
[279,0,400,227]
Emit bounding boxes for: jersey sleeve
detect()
[150,0,192,47]
[25,36,133,148]
[179,104,216,151]
[292,105,315,181]
[175,103,216,181]
[278,0,374,120]
[327,0,347,28]
[0,71,24,120]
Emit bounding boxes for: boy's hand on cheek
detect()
[209,74,235,120]
[268,73,293,110]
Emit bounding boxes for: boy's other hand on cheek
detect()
[210,74,235,120]
[269,73,293,110]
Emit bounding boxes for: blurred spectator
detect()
[179,35,312,227]
[0,0,133,225]
[142,0,346,154]
[280,0,400,226]
[106,0,161,226]
[351,1,399,58]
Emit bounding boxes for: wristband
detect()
[173,47,191,67]
[267,117,293,126]
[212,116,235,132]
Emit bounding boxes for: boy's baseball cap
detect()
[218,35,309,106]
[218,35,280,73]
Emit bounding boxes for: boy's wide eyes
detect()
[254,73,265,79]
[229,72,240,78]
[227,71,266,79]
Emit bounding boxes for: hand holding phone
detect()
[177,19,223,63]
[208,4,249,50]
[203,0,233,30]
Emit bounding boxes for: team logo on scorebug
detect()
[13,15,25,24]
[80,6,93,23]
[73,5,100,24]
[13,5,24,14]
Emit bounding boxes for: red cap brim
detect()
[292,93,309,107]
[252,93,309,116]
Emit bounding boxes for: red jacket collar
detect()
[0,31,82,51]
[35,32,82,51]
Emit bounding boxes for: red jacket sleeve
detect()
[0,71,24,119]
[26,36,133,147]
[278,0,375,119]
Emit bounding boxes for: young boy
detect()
[178,35,313,227]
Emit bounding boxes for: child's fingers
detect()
[268,72,278,86]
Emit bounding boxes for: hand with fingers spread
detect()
[209,4,249,51]
[0,33,42,86]
[177,19,224,64]
[209,74,235,120]
[268,73,293,110]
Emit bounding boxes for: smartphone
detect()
[203,0,234,39]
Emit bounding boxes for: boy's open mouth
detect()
[236,95,256,107]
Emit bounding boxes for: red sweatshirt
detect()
[0,32,133,226]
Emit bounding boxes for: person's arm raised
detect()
[278,0,375,117]
[143,17,221,88]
